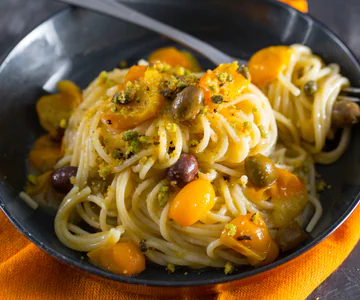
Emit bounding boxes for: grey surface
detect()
[0,0,358,299]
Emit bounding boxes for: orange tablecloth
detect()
[0,205,359,300]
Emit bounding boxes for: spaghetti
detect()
[22,45,355,276]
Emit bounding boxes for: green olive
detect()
[303,80,318,96]
[275,221,308,252]
[245,154,278,188]
[332,99,360,128]
[172,86,204,121]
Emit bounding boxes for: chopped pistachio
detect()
[135,97,141,103]
[70,176,76,185]
[218,72,228,83]
[258,125,268,138]
[166,263,175,274]
[97,71,108,85]
[122,130,138,141]
[139,157,147,165]
[126,140,141,156]
[166,122,177,133]
[211,94,224,104]
[158,184,170,207]
[110,106,117,113]
[138,135,149,143]
[243,121,251,128]
[225,223,237,237]
[189,140,199,147]
[59,118,67,129]
[237,65,250,80]
[27,174,38,185]
[316,179,326,192]
[112,149,123,160]
[175,66,185,76]
[224,262,235,275]
[227,74,233,82]
[99,166,111,179]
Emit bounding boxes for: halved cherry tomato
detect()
[220,213,279,266]
[243,168,308,227]
[88,241,146,276]
[198,62,250,107]
[168,179,215,226]
[278,0,308,13]
[36,80,82,136]
[101,66,165,132]
[248,46,294,87]
[148,47,201,72]
[29,134,61,172]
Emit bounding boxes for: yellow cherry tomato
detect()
[29,134,61,172]
[36,80,81,136]
[87,241,146,276]
[148,47,201,72]
[168,179,215,226]
[198,62,250,108]
[220,213,279,266]
[243,168,308,227]
[101,66,165,132]
[248,46,294,87]
[269,168,308,227]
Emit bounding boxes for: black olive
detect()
[167,153,198,188]
[50,166,78,193]
[171,86,204,121]
[303,81,318,96]
[332,99,360,128]
[275,221,308,252]
[245,154,278,188]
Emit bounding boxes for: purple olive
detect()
[50,166,78,193]
[167,153,198,188]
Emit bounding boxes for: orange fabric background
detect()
[0,206,359,300]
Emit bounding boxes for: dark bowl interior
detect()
[0,0,359,293]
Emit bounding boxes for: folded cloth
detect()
[0,205,358,300]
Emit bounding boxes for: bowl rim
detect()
[0,0,360,288]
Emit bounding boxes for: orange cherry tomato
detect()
[278,0,308,13]
[29,134,61,172]
[124,65,146,83]
[198,62,250,108]
[87,241,146,276]
[248,46,294,87]
[269,169,308,227]
[101,66,165,132]
[243,168,308,227]
[168,179,215,226]
[148,47,201,72]
[36,80,81,136]
[220,213,279,266]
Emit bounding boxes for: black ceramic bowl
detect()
[0,0,359,296]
